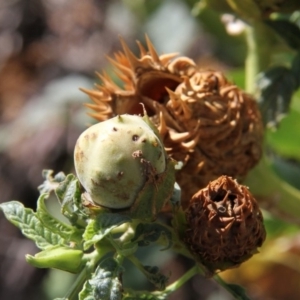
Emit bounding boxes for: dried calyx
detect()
[82,36,263,206]
[184,175,266,272]
[163,71,263,204]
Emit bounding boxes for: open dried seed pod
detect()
[184,175,266,273]
[82,36,263,207]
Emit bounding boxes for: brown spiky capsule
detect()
[82,36,263,206]
[184,175,266,272]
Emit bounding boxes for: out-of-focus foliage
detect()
[267,103,300,160]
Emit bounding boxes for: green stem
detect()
[244,157,300,224]
[64,243,112,300]
[127,255,148,276]
[162,265,200,295]
[128,254,205,295]
[245,22,273,93]
[118,219,140,243]
[214,275,245,300]
[65,268,88,300]
[123,265,201,299]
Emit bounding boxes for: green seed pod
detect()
[26,245,84,274]
[74,114,175,219]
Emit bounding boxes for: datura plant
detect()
[81,36,263,206]
[0,37,267,300]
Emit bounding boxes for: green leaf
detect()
[141,265,169,291]
[83,213,131,250]
[36,194,83,245]
[266,108,300,160]
[79,257,123,300]
[0,201,65,250]
[271,155,300,189]
[131,223,172,250]
[115,242,138,257]
[56,174,80,206]
[264,213,299,238]
[291,52,300,87]
[55,174,88,228]
[171,206,187,241]
[26,245,84,273]
[257,66,297,126]
[38,170,66,194]
[265,20,300,51]
[79,280,95,300]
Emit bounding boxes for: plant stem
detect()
[162,265,200,295]
[64,243,112,300]
[245,157,300,224]
[245,22,273,93]
[127,254,154,282]
[214,275,246,299]
[127,254,144,270]
[128,254,207,295]
[65,268,88,300]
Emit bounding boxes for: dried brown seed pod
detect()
[160,70,263,204]
[82,37,263,206]
[184,175,266,272]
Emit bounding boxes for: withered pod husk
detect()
[184,175,266,272]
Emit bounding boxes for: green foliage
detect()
[257,66,297,126]
[132,223,172,249]
[37,194,83,245]
[257,18,300,127]
[38,170,66,194]
[291,52,300,86]
[0,201,65,250]
[263,212,300,238]
[265,19,300,51]
[141,265,169,291]
[55,173,89,228]
[0,171,193,299]
[79,258,123,300]
[83,213,131,250]
[266,107,300,159]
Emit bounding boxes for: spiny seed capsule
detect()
[74,114,167,210]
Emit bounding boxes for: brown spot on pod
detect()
[132,134,139,141]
